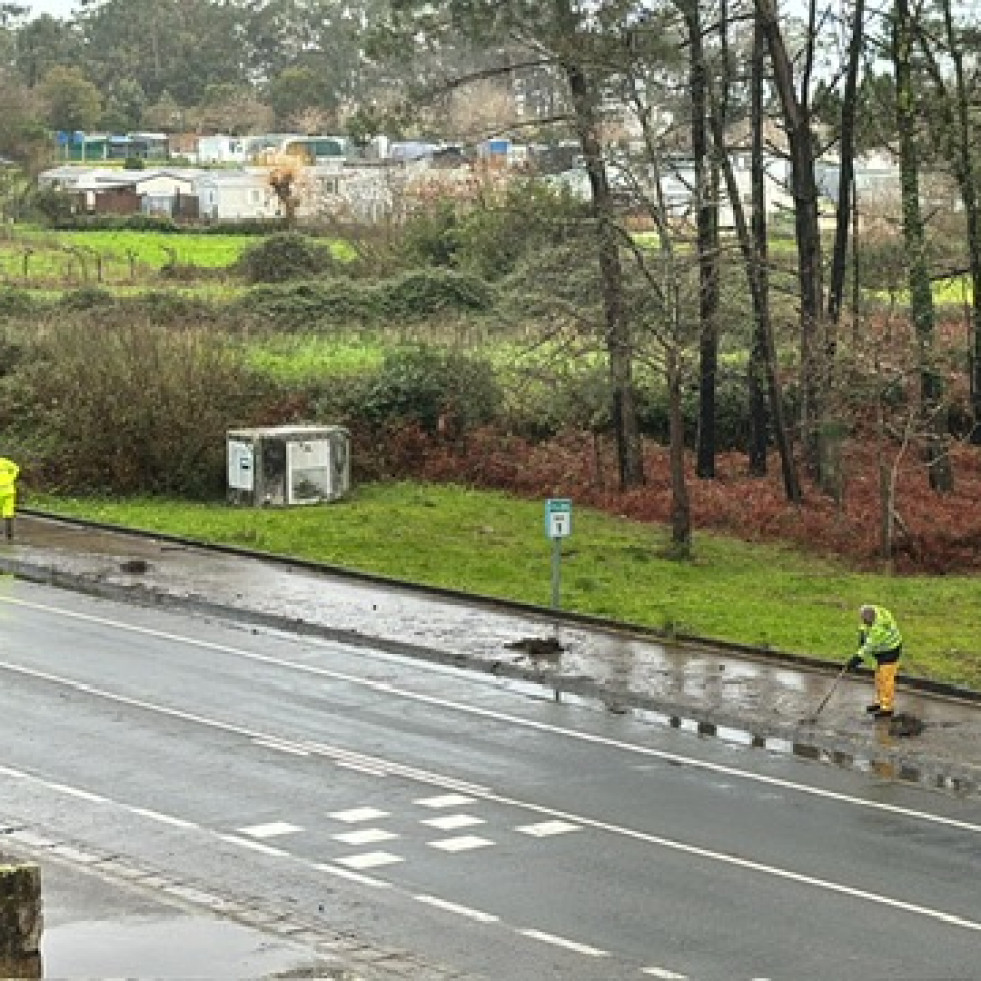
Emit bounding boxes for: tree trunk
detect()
[754,0,827,484]
[668,343,692,556]
[827,0,864,328]
[748,13,770,478]
[928,0,981,445]
[894,0,953,492]
[556,0,645,490]
[711,13,800,502]
[685,1,720,481]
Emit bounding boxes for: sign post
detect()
[545,499,572,610]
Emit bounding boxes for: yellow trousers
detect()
[0,492,14,520]
[875,661,900,712]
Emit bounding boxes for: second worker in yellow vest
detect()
[0,456,19,541]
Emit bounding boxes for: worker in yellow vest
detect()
[0,456,20,540]
[846,604,903,719]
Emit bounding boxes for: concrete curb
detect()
[3,549,980,801]
[17,508,981,706]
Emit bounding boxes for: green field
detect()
[0,228,352,289]
[29,484,981,690]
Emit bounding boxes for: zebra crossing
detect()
[235,792,580,870]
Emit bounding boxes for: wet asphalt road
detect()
[2,580,981,980]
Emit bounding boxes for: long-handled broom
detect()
[801,663,849,724]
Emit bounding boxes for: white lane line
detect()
[3,658,981,935]
[217,834,288,857]
[44,783,108,804]
[519,928,609,957]
[127,806,197,829]
[252,738,310,757]
[642,967,688,979]
[335,760,387,776]
[414,894,499,923]
[0,757,976,978]
[0,655,487,796]
[314,863,392,889]
[4,594,977,836]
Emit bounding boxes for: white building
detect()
[193,169,278,221]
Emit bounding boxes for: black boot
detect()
[874,708,894,719]
[865,703,880,714]
[3,517,11,540]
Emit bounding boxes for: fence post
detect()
[0,855,43,979]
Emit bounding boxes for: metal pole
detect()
[550,537,562,610]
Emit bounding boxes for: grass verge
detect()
[29,483,981,690]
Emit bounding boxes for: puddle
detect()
[43,915,343,979]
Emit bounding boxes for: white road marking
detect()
[335,760,387,776]
[238,821,302,839]
[127,806,197,829]
[416,794,475,809]
[252,737,310,757]
[516,820,579,837]
[519,928,609,957]
[44,782,107,804]
[315,863,392,889]
[0,758,976,977]
[642,967,687,979]
[335,851,403,870]
[3,601,981,936]
[428,835,494,853]
[421,814,485,831]
[217,834,288,857]
[4,594,977,835]
[329,807,390,823]
[333,828,399,846]
[414,894,499,923]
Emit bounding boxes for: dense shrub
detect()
[0,287,44,319]
[118,290,219,324]
[399,202,460,268]
[0,319,274,496]
[49,213,182,232]
[396,181,589,281]
[236,232,336,284]
[378,269,494,319]
[359,347,502,435]
[238,268,494,329]
[239,280,382,328]
[58,286,117,311]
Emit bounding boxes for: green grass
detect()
[0,229,353,288]
[244,334,385,382]
[29,483,981,690]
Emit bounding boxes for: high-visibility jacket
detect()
[0,457,18,496]
[858,605,902,664]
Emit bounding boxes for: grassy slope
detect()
[30,483,981,690]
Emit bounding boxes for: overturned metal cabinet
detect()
[226,425,350,506]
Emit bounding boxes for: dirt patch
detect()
[888,712,925,738]
[506,636,564,662]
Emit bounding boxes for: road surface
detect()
[1,580,980,980]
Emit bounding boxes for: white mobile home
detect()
[193,170,277,222]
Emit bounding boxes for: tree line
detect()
[1,0,979,560]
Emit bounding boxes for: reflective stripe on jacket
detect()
[859,606,902,664]
[0,458,18,495]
